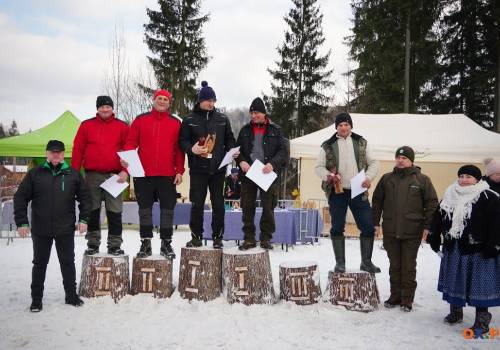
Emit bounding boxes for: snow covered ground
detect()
[0,228,498,350]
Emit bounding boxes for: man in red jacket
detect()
[123,89,185,259]
[72,96,129,256]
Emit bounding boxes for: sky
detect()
[0,0,353,133]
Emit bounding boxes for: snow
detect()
[279,261,317,268]
[1,228,499,350]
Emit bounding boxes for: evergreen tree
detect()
[0,123,5,138]
[144,0,209,117]
[347,0,440,113]
[8,120,19,136]
[420,0,499,129]
[266,0,333,139]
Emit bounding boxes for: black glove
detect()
[426,232,441,253]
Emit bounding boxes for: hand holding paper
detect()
[117,150,145,177]
[349,169,368,199]
[100,174,129,198]
[245,159,277,192]
[218,146,241,169]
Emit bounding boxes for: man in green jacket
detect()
[372,146,438,312]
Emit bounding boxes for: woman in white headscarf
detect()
[427,165,500,336]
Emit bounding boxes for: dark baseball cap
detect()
[46,140,65,152]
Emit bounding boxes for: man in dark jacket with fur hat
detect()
[179,81,237,249]
[14,140,91,312]
[236,97,289,250]
[372,146,438,312]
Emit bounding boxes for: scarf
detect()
[440,180,490,239]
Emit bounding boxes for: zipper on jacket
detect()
[62,174,65,192]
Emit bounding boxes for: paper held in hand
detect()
[99,175,128,198]
[117,150,145,177]
[245,159,277,192]
[218,146,241,169]
[350,169,367,199]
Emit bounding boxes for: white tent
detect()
[291,113,500,162]
[290,113,500,203]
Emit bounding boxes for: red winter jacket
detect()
[124,109,185,176]
[71,114,129,173]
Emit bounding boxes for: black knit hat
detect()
[46,140,65,152]
[198,81,216,102]
[335,112,353,128]
[395,146,415,163]
[249,97,266,114]
[96,95,114,109]
[458,165,482,181]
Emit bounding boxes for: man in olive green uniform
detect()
[372,146,438,312]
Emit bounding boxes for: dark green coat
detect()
[372,166,438,239]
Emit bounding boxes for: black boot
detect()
[260,240,274,250]
[160,239,176,259]
[137,239,152,258]
[383,295,401,309]
[65,294,84,307]
[470,309,492,337]
[213,239,223,249]
[444,305,463,324]
[107,247,124,256]
[84,245,99,256]
[30,300,43,312]
[239,240,257,251]
[360,236,381,273]
[186,233,203,248]
[331,236,346,273]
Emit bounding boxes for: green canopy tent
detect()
[0,111,81,158]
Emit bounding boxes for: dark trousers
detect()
[134,176,177,240]
[328,190,375,237]
[240,176,278,242]
[189,172,225,239]
[383,236,421,303]
[31,234,76,301]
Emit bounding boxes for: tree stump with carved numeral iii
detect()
[130,255,174,298]
[326,270,380,312]
[222,247,275,305]
[279,261,321,305]
[178,247,222,301]
[79,254,130,302]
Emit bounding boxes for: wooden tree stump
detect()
[279,261,321,305]
[178,247,222,301]
[79,254,130,302]
[325,270,380,312]
[131,255,174,298]
[222,247,275,305]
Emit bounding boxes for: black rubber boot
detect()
[360,236,381,273]
[331,236,346,273]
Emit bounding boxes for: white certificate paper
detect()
[218,146,241,169]
[117,150,145,177]
[100,175,128,198]
[246,159,277,192]
[350,169,367,199]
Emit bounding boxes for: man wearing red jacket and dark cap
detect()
[72,96,129,256]
[123,89,185,259]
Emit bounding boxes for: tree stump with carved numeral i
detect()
[130,255,174,298]
[326,270,380,312]
[279,261,321,305]
[222,247,275,305]
[79,254,130,302]
[178,247,222,301]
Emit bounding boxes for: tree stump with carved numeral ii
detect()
[79,254,130,302]
[222,247,275,305]
[326,270,380,312]
[130,255,174,298]
[178,247,222,301]
[279,261,321,305]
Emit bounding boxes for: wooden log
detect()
[178,247,222,301]
[131,255,174,298]
[79,254,130,302]
[325,270,380,312]
[222,247,275,305]
[279,261,321,305]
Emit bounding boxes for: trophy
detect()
[329,166,344,194]
[198,134,216,158]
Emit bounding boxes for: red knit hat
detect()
[153,89,172,101]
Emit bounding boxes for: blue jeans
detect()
[328,190,375,237]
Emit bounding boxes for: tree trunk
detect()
[79,254,130,302]
[222,247,275,305]
[131,255,174,298]
[325,270,380,312]
[495,39,500,132]
[404,8,411,113]
[178,247,222,301]
[279,261,321,305]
